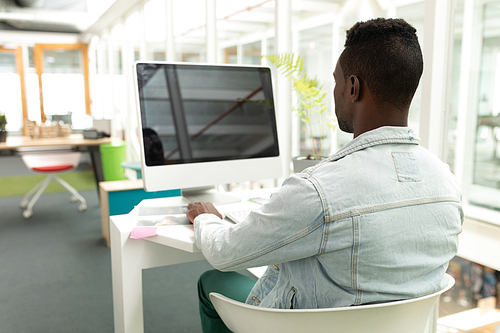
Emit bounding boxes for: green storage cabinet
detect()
[100,141,127,181]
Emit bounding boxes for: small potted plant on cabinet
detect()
[0,114,7,143]
[263,53,336,172]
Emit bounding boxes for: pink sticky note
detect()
[130,226,158,239]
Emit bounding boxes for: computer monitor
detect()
[134,61,282,203]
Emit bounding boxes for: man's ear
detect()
[349,75,360,102]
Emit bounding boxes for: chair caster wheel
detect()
[78,203,87,212]
[20,200,29,208]
[70,195,79,203]
[23,210,33,219]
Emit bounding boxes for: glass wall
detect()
[242,41,261,64]
[41,49,86,119]
[223,46,237,64]
[175,0,205,63]
[470,1,500,209]
[144,0,167,61]
[448,0,500,214]
[297,24,335,157]
[0,51,22,131]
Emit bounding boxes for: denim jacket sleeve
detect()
[193,173,325,271]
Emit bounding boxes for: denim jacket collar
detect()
[326,126,420,163]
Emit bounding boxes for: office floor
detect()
[0,155,214,333]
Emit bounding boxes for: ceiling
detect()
[6,0,496,44]
[0,0,111,33]
[0,0,346,38]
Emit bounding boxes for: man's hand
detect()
[186,202,223,223]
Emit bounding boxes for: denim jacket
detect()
[193,126,463,309]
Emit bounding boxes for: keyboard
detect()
[225,210,252,224]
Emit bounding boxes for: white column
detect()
[275,0,292,179]
[330,20,342,154]
[261,36,267,63]
[420,9,456,333]
[107,32,114,76]
[453,0,482,200]
[206,0,218,63]
[107,31,116,124]
[97,36,106,75]
[291,30,300,158]
[419,0,455,160]
[122,20,138,162]
[165,0,175,61]
[139,6,147,60]
[96,35,107,120]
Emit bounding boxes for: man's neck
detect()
[353,105,409,138]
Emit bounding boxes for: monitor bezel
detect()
[133,60,282,192]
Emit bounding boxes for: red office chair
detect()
[20,151,87,218]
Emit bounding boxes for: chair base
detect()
[20,173,87,218]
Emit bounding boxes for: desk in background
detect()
[0,134,113,186]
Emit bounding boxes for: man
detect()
[187,18,463,333]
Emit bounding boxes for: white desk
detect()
[110,189,274,333]
[0,134,113,186]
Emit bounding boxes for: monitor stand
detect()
[181,186,241,205]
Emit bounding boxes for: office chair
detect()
[210,273,455,333]
[20,151,87,218]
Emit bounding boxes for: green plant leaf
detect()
[264,52,336,160]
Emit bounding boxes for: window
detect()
[33,43,90,125]
[223,46,237,64]
[448,0,500,214]
[0,47,26,133]
[297,24,335,157]
[242,41,261,65]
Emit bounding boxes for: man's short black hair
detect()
[338,18,423,111]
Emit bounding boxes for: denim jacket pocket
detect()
[392,152,422,182]
[247,266,279,306]
[286,286,298,309]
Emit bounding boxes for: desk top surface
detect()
[0,134,113,150]
[110,188,277,253]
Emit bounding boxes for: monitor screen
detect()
[134,61,282,196]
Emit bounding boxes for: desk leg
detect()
[88,146,104,183]
[110,219,204,333]
[88,146,104,199]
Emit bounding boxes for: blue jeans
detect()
[198,270,257,333]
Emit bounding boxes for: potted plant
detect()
[263,53,336,172]
[0,114,7,143]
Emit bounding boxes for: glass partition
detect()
[41,49,86,120]
[297,24,335,157]
[470,1,500,209]
[223,46,237,64]
[33,43,90,125]
[0,51,22,132]
[242,41,261,65]
[174,0,205,63]
[448,0,500,212]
